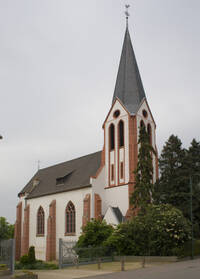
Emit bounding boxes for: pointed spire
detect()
[112,23,146,114]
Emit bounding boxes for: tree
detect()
[76,219,113,248]
[185,139,200,234]
[154,135,187,208]
[105,204,191,256]
[0,217,14,240]
[154,136,200,236]
[130,125,156,211]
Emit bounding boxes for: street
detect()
[82,259,200,279]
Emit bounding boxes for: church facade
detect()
[15,25,158,261]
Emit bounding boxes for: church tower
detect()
[102,18,158,218]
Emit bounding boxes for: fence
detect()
[0,239,15,274]
[59,239,113,269]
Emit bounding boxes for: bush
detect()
[177,239,200,258]
[28,246,36,264]
[105,204,191,256]
[17,246,58,270]
[20,255,29,265]
[15,260,58,270]
[77,219,114,248]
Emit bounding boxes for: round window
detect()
[142,110,148,118]
[113,110,120,118]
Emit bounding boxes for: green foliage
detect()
[0,217,14,240]
[177,239,200,258]
[130,125,156,211]
[76,219,113,248]
[15,259,58,270]
[154,136,200,237]
[105,204,191,256]
[0,264,7,270]
[28,246,36,264]
[20,255,29,265]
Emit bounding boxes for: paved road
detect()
[81,259,200,279]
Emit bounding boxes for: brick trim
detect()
[82,194,91,227]
[46,200,56,261]
[21,204,30,256]
[94,194,102,220]
[14,202,22,260]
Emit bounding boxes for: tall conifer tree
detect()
[130,125,156,211]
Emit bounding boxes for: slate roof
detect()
[19,151,102,199]
[112,27,146,114]
[112,207,124,223]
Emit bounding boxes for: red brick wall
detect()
[82,194,91,227]
[21,204,30,256]
[46,200,56,261]
[14,202,22,260]
[94,194,102,220]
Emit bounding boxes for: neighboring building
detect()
[15,24,158,261]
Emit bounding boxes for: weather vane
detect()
[125,4,130,27]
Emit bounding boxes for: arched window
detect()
[147,124,152,145]
[109,124,115,151]
[65,201,76,234]
[118,120,124,147]
[37,206,45,235]
[140,120,145,128]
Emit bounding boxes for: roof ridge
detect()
[39,150,102,172]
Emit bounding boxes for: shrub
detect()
[28,246,36,264]
[105,204,191,256]
[20,255,29,265]
[77,219,114,248]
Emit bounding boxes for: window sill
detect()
[36,234,45,237]
[65,233,76,236]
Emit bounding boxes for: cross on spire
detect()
[125,4,130,28]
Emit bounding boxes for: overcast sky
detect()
[0,0,200,223]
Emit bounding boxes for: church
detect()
[15,20,158,261]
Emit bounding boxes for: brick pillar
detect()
[126,115,138,219]
[21,204,30,256]
[94,194,102,220]
[14,202,22,260]
[46,200,56,261]
[82,194,91,227]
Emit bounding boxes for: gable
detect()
[103,98,129,127]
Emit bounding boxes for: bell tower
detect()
[103,8,158,217]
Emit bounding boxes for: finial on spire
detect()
[125,4,130,28]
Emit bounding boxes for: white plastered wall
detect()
[104,100,130,186]
[136,99,157,182]
[103,206,119,226]
[26,187,92,260]
[104,185,129,217]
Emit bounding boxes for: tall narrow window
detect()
[37,206,45,235]
[111,164,114,181]
[140,120,145,128]
[120,162,124,179]
[109,124,115,150]
[118,121,124,147]
[65,201,76,234]
[147,124,152,145]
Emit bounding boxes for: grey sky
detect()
[0,0,199,223]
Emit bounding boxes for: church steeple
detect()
[112,26,146,115]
